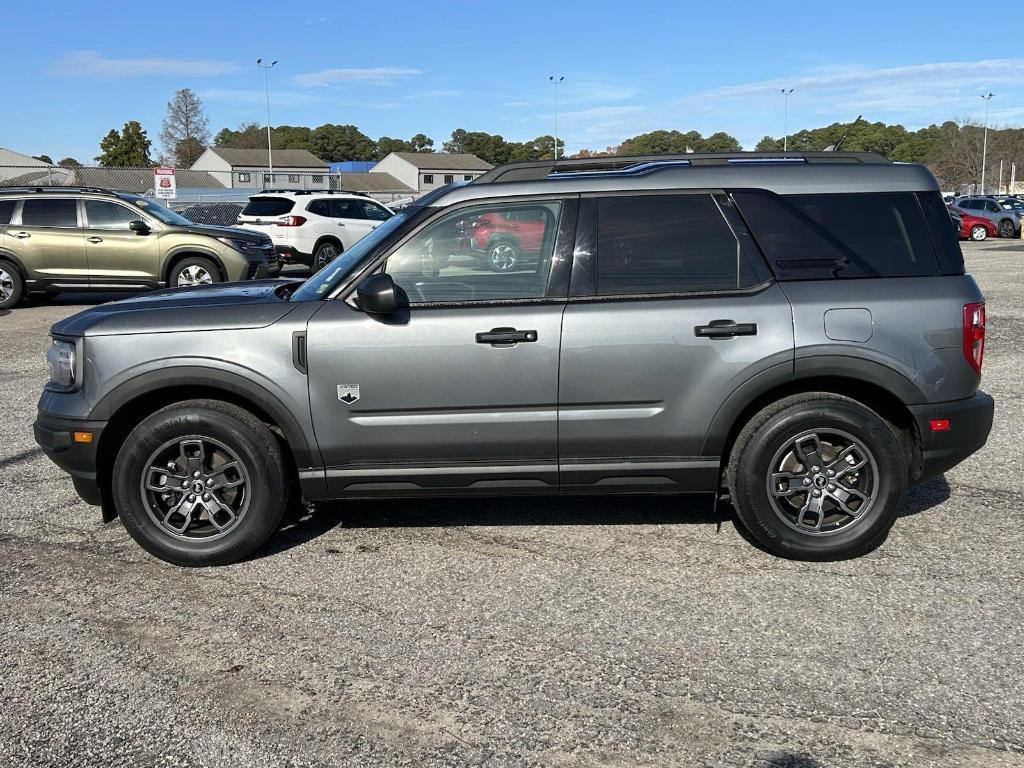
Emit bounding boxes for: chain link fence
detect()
[0,165,418,225]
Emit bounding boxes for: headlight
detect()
[45,338,77,390]
[217,237,257,255]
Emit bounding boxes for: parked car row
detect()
[947,194,1024,240]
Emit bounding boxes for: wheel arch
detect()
[312,235,343,253]
[93,368,321,503]
[0,250,29,278]
[162,248,228,284]
[705,361,923,481]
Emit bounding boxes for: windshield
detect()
[291,212,410,301]
[124,195,193,226]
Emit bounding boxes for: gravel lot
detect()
[1,244,1022,768]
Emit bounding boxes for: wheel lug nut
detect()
[811,466,820,472]
[826,469,835,477]
[827,484,836,492]
[203,493,210,501]
[188,494,195,501]
[166,462,176,470]
[181,480,189,488]
[802,478,811,486]
[812,489,822,497]
[193,471,201,478]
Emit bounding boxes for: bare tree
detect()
[160,88,210,168]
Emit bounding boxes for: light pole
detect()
[781,88,794,151]
[550,75,564,159]
[980,92,994,194]
[257,58,278,185]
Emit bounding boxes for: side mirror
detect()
[356,273,399,314]
[128,220,150,235]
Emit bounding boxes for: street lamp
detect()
[550,76,564,159]
[980,92,994,194]
[257,58,278,184]
[781,88,795,151]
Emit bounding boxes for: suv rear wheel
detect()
[727,393,907,560]
[999,219,1016,238]
[0,261,24,309]
[314,240,341,271]
[112,399,288,566]
[172,256,221,287]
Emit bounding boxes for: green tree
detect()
[96,121,153,167]
[214,122,266,149]
[376,136,413,158]
[309,124,375,162]
[409,133,434,152]
[32,154,53,164]
[57,157,81,168]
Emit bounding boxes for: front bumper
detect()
[909,391,994,483]
[33,414,107,508]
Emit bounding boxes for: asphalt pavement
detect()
[1,244,1022,767]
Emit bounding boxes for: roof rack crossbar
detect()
[0,186,121,195]
[472,151,891,184]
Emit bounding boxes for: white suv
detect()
[236,191,394,270]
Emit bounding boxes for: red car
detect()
[465,209,550,271]
[951,208,997,241]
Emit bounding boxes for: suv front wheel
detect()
[172,257,221,288]
[727,393,907,561]
[112,399,288,566]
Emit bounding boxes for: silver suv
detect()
[33,152,994,566]
[951,196,1021,238]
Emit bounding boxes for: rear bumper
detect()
[910,391,994,483]
[33,414,106,506]
[273,246,312,266]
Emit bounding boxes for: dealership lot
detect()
[1,243,1022,766]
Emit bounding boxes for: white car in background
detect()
[236,191,394,270]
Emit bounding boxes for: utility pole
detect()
[257,58,278,185]
[549,75,564,159]
[781,88,794,151]
[999,159,1004,195]
[980,93,994,194]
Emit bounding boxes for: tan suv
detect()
[0,187,279,309]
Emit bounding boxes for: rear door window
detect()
[0,199,17,225]
[21,198,78,228]
[733,191,940,279]
[330,200,365,219]
[241,197,294,217]
[594,194,753,295]
[307,199,331,217]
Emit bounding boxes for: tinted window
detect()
[84,200,138,230]
[361,201,391,221]
[960,200,980,210]
[733,191,939,279]
[307,199,330,217]
[241,197,294,217]
[595,194,742,295]
[985,200,1000,212]
[21,199,77,228]
[385,201,561,303]
[0,200,16,225]
[917,192,965,275]
[330,200,364,219]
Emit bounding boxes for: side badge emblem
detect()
[337,385,360,404]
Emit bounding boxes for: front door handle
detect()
[9,231,29,239]
[87,237,103,244]
[694,320,758,338]
[476,327,538,345]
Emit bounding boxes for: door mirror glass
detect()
[128,219,151,235]
[356,273,399,314]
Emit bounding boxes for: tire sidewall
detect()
[172,257,220,287]
[732,400,906,560]
[315,241,340,270]
[0,261,24,309]
[112,405,286,566]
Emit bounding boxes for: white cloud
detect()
[55,50,240,78]
[292,67,421,88]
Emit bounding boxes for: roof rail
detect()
[0,186,121,195]
[257,188,367,196]
[472,151,891,184]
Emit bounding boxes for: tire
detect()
[727,393,907,561]
[999,219,1016,239]
[171,256,221,288]
[313,240,341,271]
[487,239,521,272]
[970,224,988,241]
[111,399,288,566]
[0,261,24,309]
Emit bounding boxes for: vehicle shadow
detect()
[260,493,721,559]
[901,474,951,517]
[0,308,9,318]
[757,754,824,768]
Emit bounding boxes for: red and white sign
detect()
[153,167,177,199]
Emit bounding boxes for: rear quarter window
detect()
[241,197,295,217]
[0,199,16,225]
[732,191,940,279]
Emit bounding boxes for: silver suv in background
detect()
[951,196,1021,238]
[34,152,993,566]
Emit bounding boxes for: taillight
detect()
[962,302,985,374]
[276,215,307,227]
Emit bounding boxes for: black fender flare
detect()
[92,365,319,473]
[161,247,229,284]
[701,355,925,457]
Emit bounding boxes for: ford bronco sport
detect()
[0,187,279,309]
[33,152,994,566]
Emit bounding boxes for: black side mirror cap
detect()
[356,273,399,314]
[128,220,150,234]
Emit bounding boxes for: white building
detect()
[371,152,492,193]
[0,148,56,182]
[191,147,330,189]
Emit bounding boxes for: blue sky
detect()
[5,0,1023,162]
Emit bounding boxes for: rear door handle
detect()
[9,231,29,239]
[476,327,538,345]
[694,320,758,338]
[87,237,103,244]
